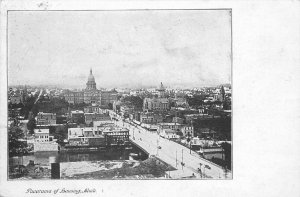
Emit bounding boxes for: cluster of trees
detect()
[37,97,70,114]
[8,126,28,156]
[122,96,143,109]
[210,142,232,170]
[185,94,206,107]
[193,117,231,141]
[49,125,68,145]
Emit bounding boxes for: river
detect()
[9,144,148,167]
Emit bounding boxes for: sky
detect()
[8,10,231,89]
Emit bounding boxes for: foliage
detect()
[37,97,69,114]
[27,118,36,135]
[49,125,68,144]
[193,117,231,141]
[8,126,28,156]
[186,94,206,107]
[220,142,231,169]
[108,103,113,110]
[176,131,183,137]
[123,96,143,109]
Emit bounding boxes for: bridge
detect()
[111,113,232,179]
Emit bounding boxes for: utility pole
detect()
[199,163,203,178]
[176,150,178,167]
[181,149,184,170]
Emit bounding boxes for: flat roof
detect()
[34,129,49,134]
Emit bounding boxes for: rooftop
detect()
[34,129,49,134]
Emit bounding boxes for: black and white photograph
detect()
[7,9,232,180]
[1,1,300,197]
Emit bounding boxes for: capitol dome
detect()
[86,68,97,90]
[88,69,95,82]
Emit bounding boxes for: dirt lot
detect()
[61,156,176,179]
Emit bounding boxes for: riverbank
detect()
[10,156,176,180]
[61,156,176,179]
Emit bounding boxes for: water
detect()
[9,144,148,167]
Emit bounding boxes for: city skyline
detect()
[8,10,231,89]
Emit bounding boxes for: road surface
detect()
[111,115,232,179]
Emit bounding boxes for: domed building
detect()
[86,69,97,90]
[64,69,117,106]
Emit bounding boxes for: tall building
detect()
[143,82,169,112]
[86,69,97,90]
[64,69,116,106]
[157,82,166,98]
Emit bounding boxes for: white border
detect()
[1,1,300,197]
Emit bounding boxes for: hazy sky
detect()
[8,10,231,89]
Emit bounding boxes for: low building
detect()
[84,113,111,125]
[158,123,183,133]
[33,128,58,152]
[141,112,163,124]
[36,112,56,125]
[70,110,85,124]
[172,117,184,124]
[101,90,118,106]
[191,137,224,160]
[180,125,194,137]
[198,146,224,160]
[120,105,135,118]
[67,127,105,146]
[93,120,114,131]
[102,127,129,146]
[159,129,180,140]
[143,97,169,112]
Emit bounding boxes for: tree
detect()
[108,103,113,110]
[176,131,183,137]
[123,96,143,109]
[27,118,36,135]
[9,126,28,156]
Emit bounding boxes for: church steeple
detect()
[90,68,92,75]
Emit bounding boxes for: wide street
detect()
[112,115,232,179]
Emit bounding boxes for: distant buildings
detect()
[64,69,117,106]
[139,112,163,124]
[142,82,170,112]
[36,112,56,125]
[84,113,111,125]
[70,110,85,124]
[143,97,169,112]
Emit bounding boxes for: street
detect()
[112,114,232,179]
